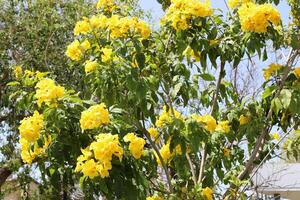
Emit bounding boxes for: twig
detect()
[136,122,173,193]
[186,153,197,185]
[240,129,293,193]
[238,49,299,180]
[197,60,225,183]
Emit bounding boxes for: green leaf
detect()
[278,89,292,109]
[200,53,207,69]
[135,53,145,69]
[262,86,276,99]
[262,48,268,61]
[199,73,215,81]
[172,82,183,98]
[6,81,20,86]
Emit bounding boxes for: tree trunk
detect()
[0,167,12,188]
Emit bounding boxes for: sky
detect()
[139,0,291,25]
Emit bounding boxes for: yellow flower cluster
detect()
[123,133,146,159]
[75,133,123,178]
[146,196,164,200]
[74,14,151,39]
[19,111,52,164]
[239,114,249,125]
[96,0,116,12]
[155,139,182,166]
[238,3,281,33]
[148,127,160,143]
[80,103,110,131]
[155,106,183,128]
[192,114,217,132]
[14,65,23,79]
[20,135,52,164]
[193,115,231,133]
[228,0,251,9]
[161,0,213,31]
[294,67,300,78]
[74,17,91,36]
[101,48,113,62]
[263,63,283,80]
[216,120,231,133]
[202,187,213,200]
[84,60,99,73]
[35,79,65,107]
[13,66,48,80]
[66,39,91,61]
[19,111,44,142]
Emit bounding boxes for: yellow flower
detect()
[223,148,230,157]
[192,114,217,132]
[239,114,249,125]
[19,111,44,142]
[35,78,65,107]
[81,159,98,179]
[14,65,23,79]
[263,63,283,80]
[228,0,251,9]
[293,67,300,78]
[76,133,123,178]
[74,18,91,36]
[154,139,182,166]
[101,48,113,63]
[146,196,164,200]
[91,134,123,175]
[148,128,160,142]
[91,14,150,39]
[155,106,183,128]
[84,60,98,73]
[96,0,116,11]
[216,121,231,133]
[155,142,172,166]
[80,103,110,131]
[238,3,281,33]
[81,39,91,51]
[272,133,280,141]
[135,21,151,39]
[90,15,108,29]
[66,40,83,61]
[124,133,146,159]
[19,135,52,164]
[202,187,213,200]
[161,0,213,31]
[66,40,91,61]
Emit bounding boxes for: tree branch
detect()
[186,153,197,185]
[238,49,299,180]
[197,60,225,183]
[136,123,173,193]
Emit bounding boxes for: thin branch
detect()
[238,49,299,180]
[240,129,293,193]
[186,153,197,185]
[198,60,225,183]
[136,122,173,193]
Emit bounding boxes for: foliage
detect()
[1,0,300,199]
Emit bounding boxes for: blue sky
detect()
[139,0,291,25]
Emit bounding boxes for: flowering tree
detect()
[3,0,300,199]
